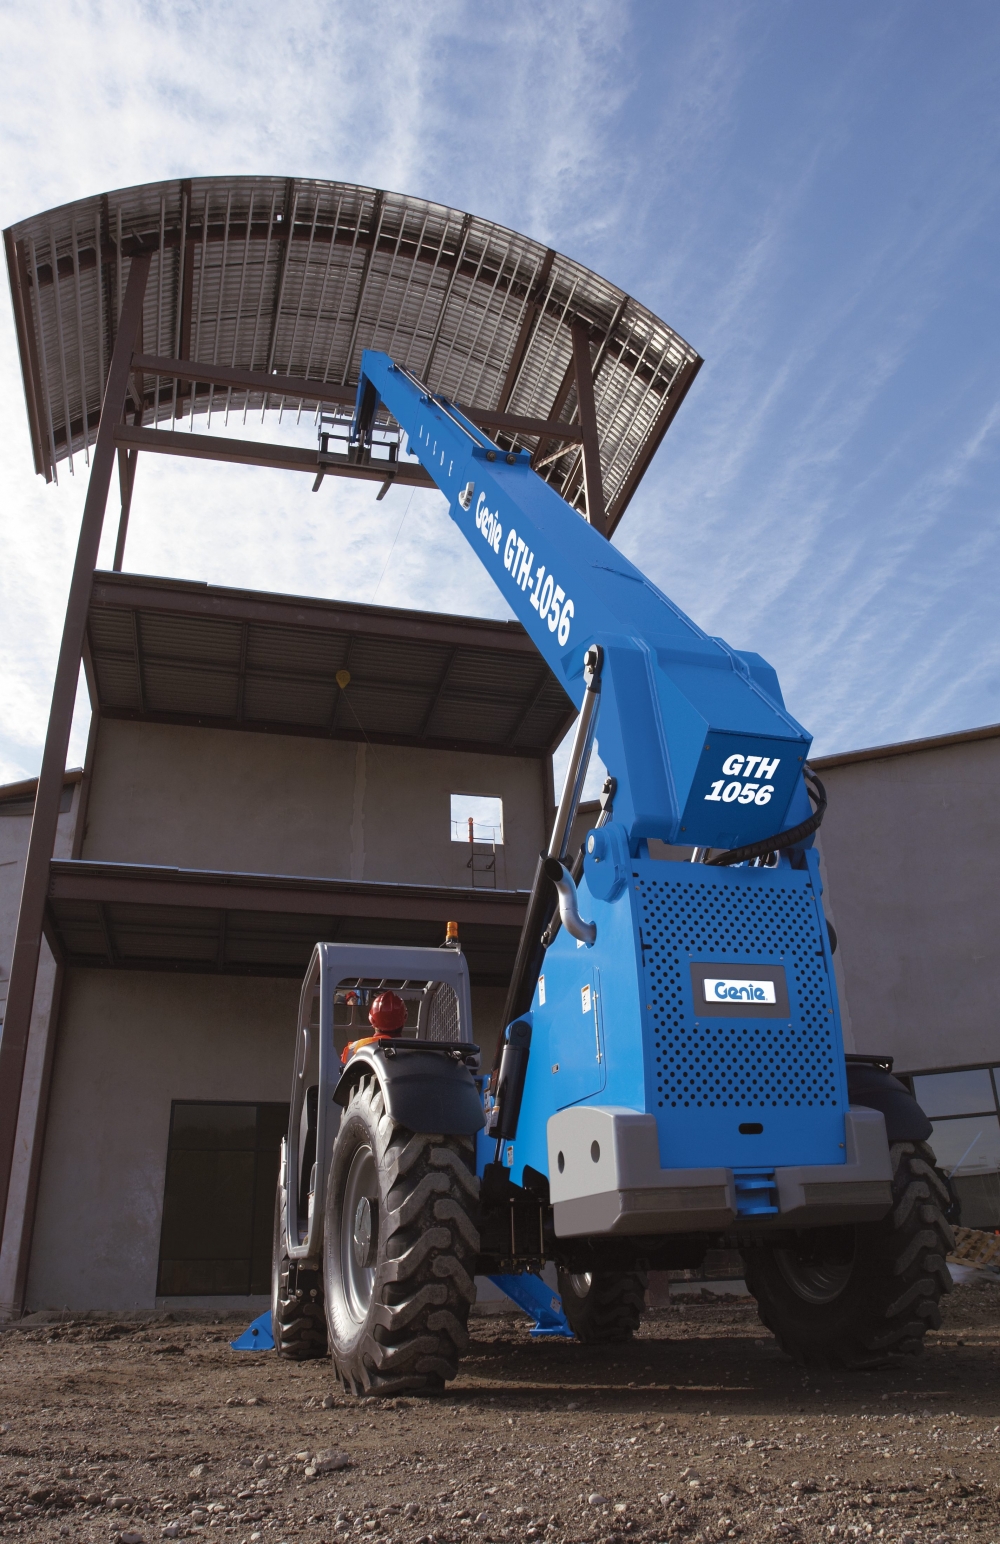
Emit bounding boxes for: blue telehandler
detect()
[271,350,951,1393]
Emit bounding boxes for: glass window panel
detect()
[912,1069,996,1118]
[928,1114,1000,1176]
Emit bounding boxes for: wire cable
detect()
[705,768,827,868]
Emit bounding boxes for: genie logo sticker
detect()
[704,977,777,1005]
[689,962,790,1018]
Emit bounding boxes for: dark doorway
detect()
[157,1101,288,1296]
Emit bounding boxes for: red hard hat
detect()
[369,990,407,1033]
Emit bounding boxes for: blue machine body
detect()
[353,352,849,1197]
[483,847,848,1187]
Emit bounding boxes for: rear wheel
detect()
[557,1267,647,1343]
[271,1185,327,1360]
[741,1140,953,1366]
[323,1071,480,1395]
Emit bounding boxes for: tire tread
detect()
[326,1078,479,1395]
[742,1141,953,1367]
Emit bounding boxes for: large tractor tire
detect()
[323,1071,480,1395]
[740,1140,953,1366]
[271,1187,327,1360]
[557,1267,647,1343]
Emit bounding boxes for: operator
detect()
[340,989,408,1062]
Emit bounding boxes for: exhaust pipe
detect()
[543,858,596,946]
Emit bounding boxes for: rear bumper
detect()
[546,1105,893,1238]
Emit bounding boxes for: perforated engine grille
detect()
[638,870,840,1111]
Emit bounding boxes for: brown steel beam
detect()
[263,179,299,394]
[417,647,457,739]
[112,423,436,486]
[47,859,529,929]
[471,408,580,441]
[129,353,582,441]
[0,957,65,1318]
[20,217,676,409]
[572,322,607,537]
[606,353,703,535]
[530,357,577,472]
[89,571,553,658]
[235,621,249,724]
[504,665,552,747]
[133,353,354,408]
[112,410,139,572]
[179,236,194,364]
[340,190,384,386]
[96,903,117,966]
[40,902,66,969]
[5,232,48,479]
[97,704,557,761]
[496,248,556,410]
[0,252,151,1251]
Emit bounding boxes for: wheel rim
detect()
[774,1230,856,1305]
[340,1143,379,1324]
[568,1271,592,1298]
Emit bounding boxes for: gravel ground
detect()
[1,1276,999,1544]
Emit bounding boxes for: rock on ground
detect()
[0,1278,999,1542]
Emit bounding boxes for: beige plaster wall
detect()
[25,970,300,1312]
[25,968,505,1312]
[817,736,1000,1074]
[82,719,545,891]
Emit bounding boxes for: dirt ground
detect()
[2,1277,999,1544]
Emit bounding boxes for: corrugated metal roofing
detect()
[47,860,525,984]
[87,571,576,756]
[5,176,701,531]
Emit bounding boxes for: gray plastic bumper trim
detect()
[547,1106,893,1239]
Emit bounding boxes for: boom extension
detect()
[352,351,814,855]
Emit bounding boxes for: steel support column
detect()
[572,322,607,537]
[112,409,140,572]
[0,252,151,1255]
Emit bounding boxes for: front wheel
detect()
[740,1140,953,1366]
[323,1071,480,1395]
[557,1267,647,1343]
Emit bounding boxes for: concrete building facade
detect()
[0,571,578,1317]
[4,680,999,1316]
[814,726,1000,1231]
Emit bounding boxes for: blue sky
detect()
[1,0,998,783]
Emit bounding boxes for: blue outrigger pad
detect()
[489,1272,574,1338]
[230,1310,275,1351]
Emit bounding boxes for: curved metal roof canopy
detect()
[4,176,701,534]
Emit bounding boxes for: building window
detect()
[911,1067,1000,1230]
[157,1101,289,1296]
[450,793,503,844]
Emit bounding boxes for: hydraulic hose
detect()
[706,768,827,868]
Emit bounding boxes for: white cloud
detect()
[0,0,627,782]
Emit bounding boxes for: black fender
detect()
[846,1057,932,1143]
[332,1046,485,1136]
